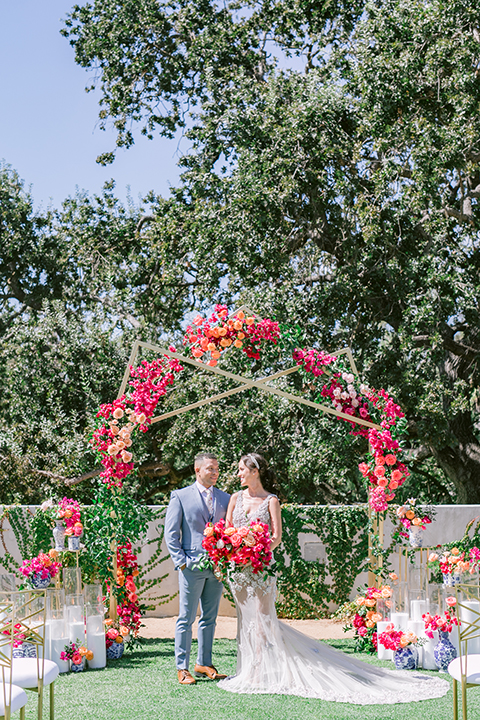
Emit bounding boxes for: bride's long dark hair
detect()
[240,453,279,495]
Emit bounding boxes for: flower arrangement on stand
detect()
[60,640,93,672]
[201,519,273,579]
[378,625,422,669]
[428,547,473,587]
[343,585,393,654]
[423,598,459,671]
[56,498,83,550]
[18,551,61,589]
[393,499,434,547]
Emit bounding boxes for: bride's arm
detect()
[225,492,238,527]
[268,497,282,550]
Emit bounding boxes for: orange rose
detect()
[451,547,460,556]
[405,510,415,520]
[355,597,365,606]
[365,598,376,607]
[234,340,243,348]
[381,586,392,598]
[412,517,422,526]
[204,526,214,537]
[86,650,94,661]
[115,635,124,643]
[224,527,236,536]
[236,311,245,320]
[366,620,375,628]
[245,317,255,326]
[371,613,382,623]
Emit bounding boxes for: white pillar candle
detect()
[450,625,460,656]
[376,620,393,661]
[411,599,429,622]
[390,612,409,631]
[423,630,438,670]
[86,632,106,669]
[87,615,104,635]
[49,636,70,673]
[459,600,480,654]
[69,621,85,644]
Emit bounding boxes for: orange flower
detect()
[218,327,227,337]
[78,646,88,656]
[381,586,392,598]
[236,311,245,320]
[105,619,114,626]
[211,350,221,359]
[237,332,245,340]
[371,613,382,623]
[366,620,375,628]
[451,547,460,556]
[245,317,255,325]
[391,469,403,482]
[365,598,376,607]
[86,650,94,661]
[385,454,397,465]
[48,549,59,560]
[405,510,415,520]
[374,465,386,477]
[220,338,230,347]
[207,359,217,366]
[210,327,220,338]
[115,635,124,643]
[355,597,365,606]
[204,526,214,537]
[234,340,243,348]
[389,480,398,490]
[377,477,388,487]
[132,569,139,577]
[233,321,243,330]
[207,342,216,351]
[113,408,124,419]
[192,348,204,357]
[120,626,130,636]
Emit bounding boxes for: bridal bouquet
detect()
[202,519,272,576]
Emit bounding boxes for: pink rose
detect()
[357,626,368,637]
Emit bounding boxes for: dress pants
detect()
[175,567,223,669]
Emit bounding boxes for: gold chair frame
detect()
[452,583,480,720]
[0,590,54,720]
[0,594,26,720]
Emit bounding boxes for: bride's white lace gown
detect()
[218,492,449,704]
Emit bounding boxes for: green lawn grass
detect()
[29,638,478,720]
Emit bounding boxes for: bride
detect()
[218,452,449,704]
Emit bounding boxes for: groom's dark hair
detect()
[194,452,217,468]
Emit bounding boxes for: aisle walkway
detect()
[140,616,354,640]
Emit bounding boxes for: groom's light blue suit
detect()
[165,482,230,670]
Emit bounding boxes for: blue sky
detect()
[0,0,182,209]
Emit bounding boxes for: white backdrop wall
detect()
[1,505,479,617]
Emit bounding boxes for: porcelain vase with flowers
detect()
[423,603,459,671]
[396,499,434,548]
[378,625,420,670]
[19,552,61,589]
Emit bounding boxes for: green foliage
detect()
[55,0,480,503]
[274,505,369,618]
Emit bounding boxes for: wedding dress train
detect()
[218,492,449,704]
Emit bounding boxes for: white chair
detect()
[1,591,59,720]
[0,599,28,720]
[448,583,480,720]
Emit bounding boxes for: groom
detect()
[165,452,230,685]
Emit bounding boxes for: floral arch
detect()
[91,305,410,517]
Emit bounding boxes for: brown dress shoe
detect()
[193,663,227,680]
[177,669,196,685]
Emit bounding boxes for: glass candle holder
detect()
[66,593,85,644]
[86,602,107,669]
[63,567,82,597]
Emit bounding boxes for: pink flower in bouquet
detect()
[357,626,368,637]
[72,652,82,665]
[445,597,456,607]
[231,533,242,547]
[107,628,119,640]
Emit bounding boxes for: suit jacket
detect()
[165,483,230,570]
